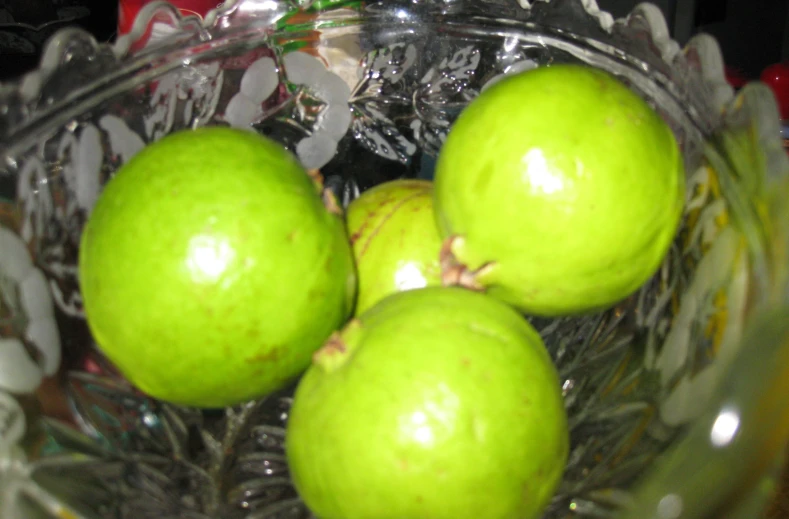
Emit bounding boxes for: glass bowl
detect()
[1,0,789,518]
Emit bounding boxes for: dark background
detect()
[598,0,789,79]
[0,0,116,80]
[1,0,788,82]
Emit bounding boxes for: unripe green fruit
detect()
[78,126,356,408]
[434,64,685,316]
[346,179,442,315]
[286,286,569,519]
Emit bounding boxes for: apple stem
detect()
[307,168,324,189]
[439,236,493,292]
[312,333,348,373]
[307,168,343,216]
[322,189,344,216]
[312,319,363,372]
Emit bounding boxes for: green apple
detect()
[346,179,442,315]
[434,64,685,316]
[286,286,569,519]
[78,126,356,408]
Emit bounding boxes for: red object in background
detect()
[725,65,748,90]
[118,0,223,36]
[761,61,789,121]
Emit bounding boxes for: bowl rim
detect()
[0,0,735,147]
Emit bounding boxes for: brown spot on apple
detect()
[349,217,372,245]
[356,189,425,260]
[248,347,281,363]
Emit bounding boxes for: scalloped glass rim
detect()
[0,0,736,148]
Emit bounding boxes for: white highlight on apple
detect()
[394,262,428,292]
[186,235,236,283]
[410,410,434,445]
[522,148,564,195]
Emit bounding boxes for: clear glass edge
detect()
[0,0,735,142]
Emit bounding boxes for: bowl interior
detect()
[0,2,787,518]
